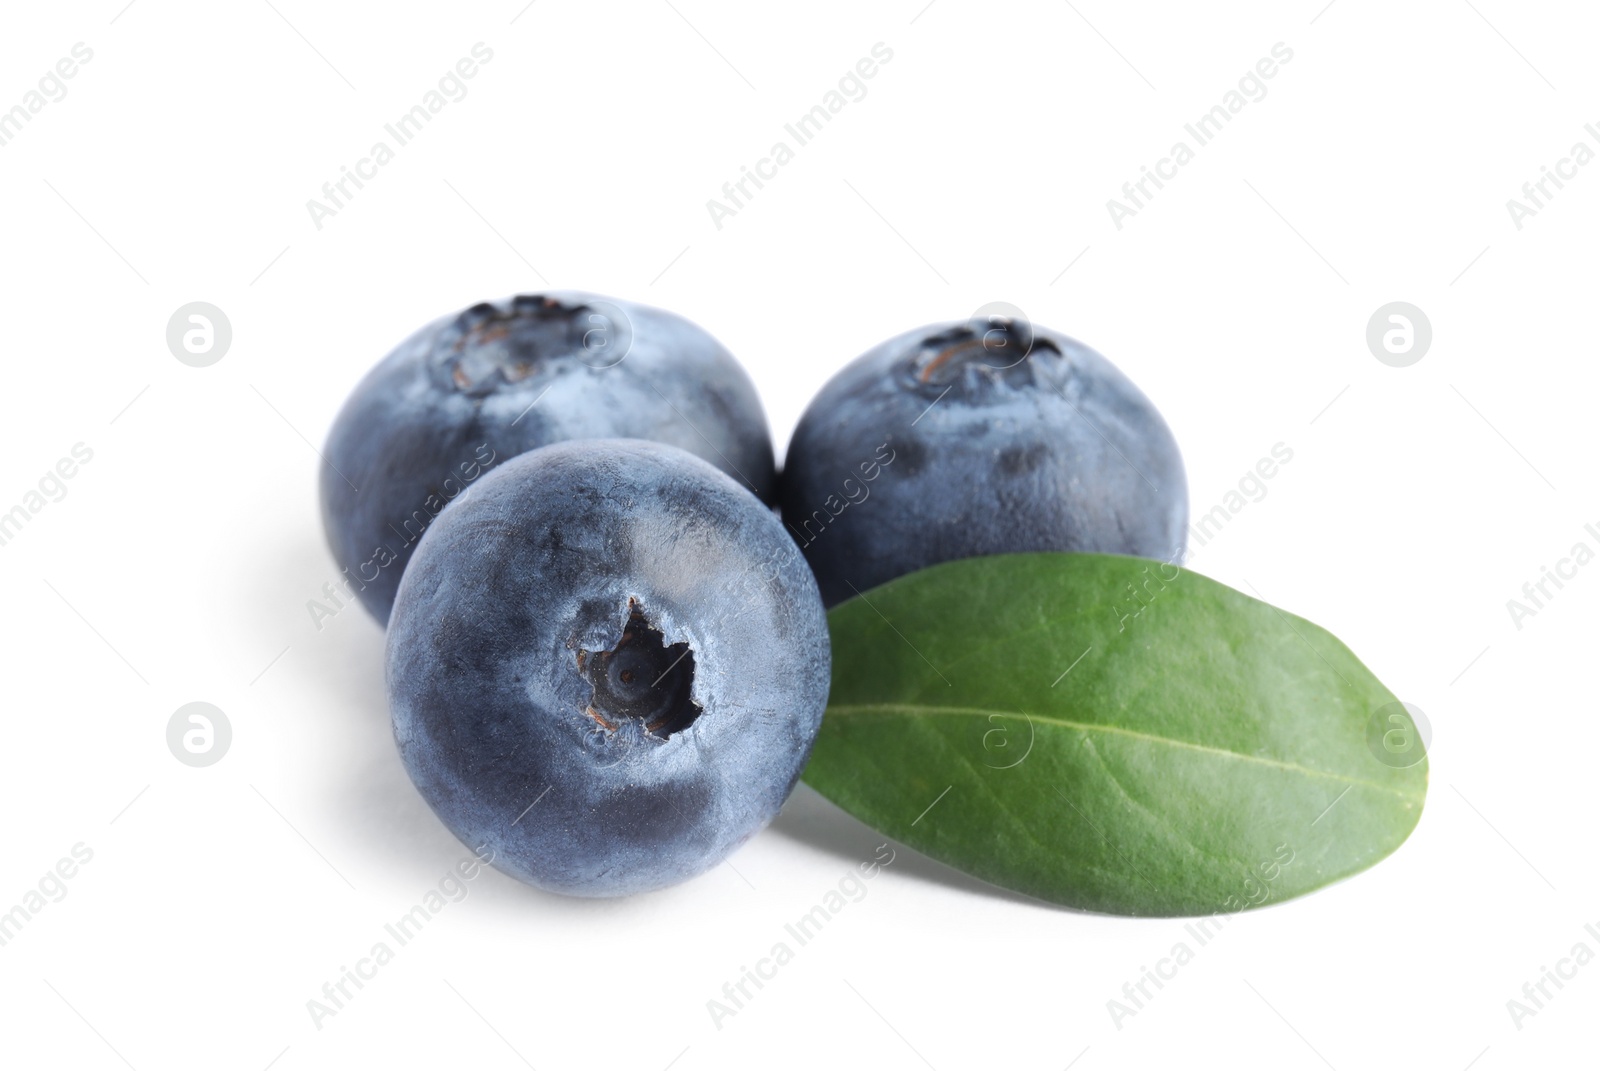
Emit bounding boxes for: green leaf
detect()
[802,553,1427,917]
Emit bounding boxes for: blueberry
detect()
[322,293,775,624]
[780,317,1187,606]
[386,439,829,897]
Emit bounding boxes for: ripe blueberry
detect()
[386,439,829,897]
[322,293,775,624]
[780,317,1187,606]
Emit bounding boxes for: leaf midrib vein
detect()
[827,701,1420,799]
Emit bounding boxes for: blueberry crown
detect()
[430,295,630,394]
[900,319,1063,397]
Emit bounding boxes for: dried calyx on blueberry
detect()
[429,295,632,395]
[578,600,700,738]
[898,318,1065,395]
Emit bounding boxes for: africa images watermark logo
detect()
[1504,521,1600,631]
[0,843,94,949]
[705,844,895,1029]
[1505,921,1600,1031]
[705,42,893,230]
[306,442,499,631]
[1105,42,1294,230]
[1505,123,1600,230]
[0,442,94,550]
[0,42,94,150]
[305,43,495,230]
[1106,843,1297,1030]
[305,846,496,1030]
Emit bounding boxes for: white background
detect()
[1,1,1595,1068]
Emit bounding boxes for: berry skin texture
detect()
[781,319,1188,607]
[321,292,775,625]
[386,439,830,898]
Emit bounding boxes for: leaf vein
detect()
[827,702,1419,799]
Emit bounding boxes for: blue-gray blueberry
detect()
[322,292,774,624]
[781,317,1187,606]
[386,439,829,897]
